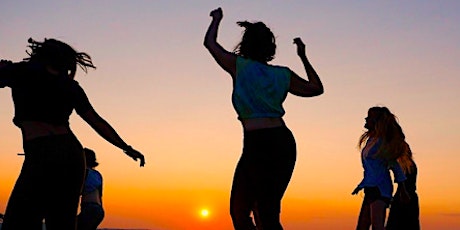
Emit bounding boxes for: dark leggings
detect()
[230,126,296,230]
[2,134,85,230]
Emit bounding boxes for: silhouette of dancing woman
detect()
[204,7,324,230]
[77,148,105,230]
[352,106,410,230]
[0,38,145,230]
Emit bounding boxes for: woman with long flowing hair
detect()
[352,106,410,230]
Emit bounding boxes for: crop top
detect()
[232,57,291,120]
[0,61,93,127]
[82,168,103,196]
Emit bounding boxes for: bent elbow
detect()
[312,87,324,96]
[203,37,213,50]
[318,87,324,95]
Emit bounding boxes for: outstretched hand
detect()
[210,7,223,21]
[124,146,145,167]
[293,37,306,58]
[351,186,362,195]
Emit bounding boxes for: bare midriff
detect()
[81,189,102,205]
[240,117,286,131]
[19,121,71,141]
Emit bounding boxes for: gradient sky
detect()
[1,1,459,229]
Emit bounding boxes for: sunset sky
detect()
[1,1,459,229]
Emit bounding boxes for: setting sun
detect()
[200,209,210,218]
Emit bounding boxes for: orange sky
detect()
[1,1,460,229]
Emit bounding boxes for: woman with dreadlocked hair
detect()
[204,7,324,230]
[0,38,145,230]
[352,106,411,230]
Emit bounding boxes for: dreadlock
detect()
[24,38,96,78]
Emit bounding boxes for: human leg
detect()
[356,187,389,230]
[230,152,257,230]
[369,200,386,230]
[2,154,45,230]
[44,134,85,230]
[356,200,371,230]
[244,127,296,230]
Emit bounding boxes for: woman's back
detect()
[2,61,92,127]
[232,57,291,121]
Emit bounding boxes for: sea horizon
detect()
[0,223,153,230]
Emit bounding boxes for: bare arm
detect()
[79,109,145,167]
[289,38,324,97]
[390,161,410,203]
[203,7,237,77]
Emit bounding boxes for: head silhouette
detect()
[24,38,96,79]
[359,106,410,161]
[234,21,276,63]
[84,148,99,168]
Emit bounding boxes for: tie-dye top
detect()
[232,57,291,120]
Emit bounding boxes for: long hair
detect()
[358,107,413,171]
[233,21,276,63]
[397,143,415,174]
[24,38,96,79]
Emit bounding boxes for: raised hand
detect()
[210,7,223,21]
[293,37,306,58]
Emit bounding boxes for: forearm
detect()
[300,55,324,93]
[82,111,130,150]
[91,119,129,150]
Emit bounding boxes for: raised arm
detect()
[203,7,237,77]
[79,109,145,167]
[289,38,324,97]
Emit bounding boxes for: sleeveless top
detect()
[232,57,291,120]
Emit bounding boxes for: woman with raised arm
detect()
[0,38,145,230]
[204,7,324,230]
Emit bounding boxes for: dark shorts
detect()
[363,187,391,207]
